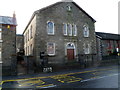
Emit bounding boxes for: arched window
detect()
[63,23,67,35]
[47,21,54,35]
[84,43,91,54]
[73,24,77,36]
[67,5,72,11]
[30,25,33,38]
[83,24,89,37]
[67,24,72,36]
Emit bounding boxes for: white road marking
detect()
[40,85,57,88]
[81,73,118,83]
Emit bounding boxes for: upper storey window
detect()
[73,24,77,36]
[67,24,72,36]
[47,21,54,35]
[63,23,77,36]
[83,24,89,37]
[67,5,72,11]
[30,25,33,38]
[63,23,67,35]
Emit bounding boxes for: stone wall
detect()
[2,24,17,75]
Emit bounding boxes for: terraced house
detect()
[96,32,120,60]
[23,0,97,70]
[0,13,17,75]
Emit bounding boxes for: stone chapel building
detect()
[23,0,97,68]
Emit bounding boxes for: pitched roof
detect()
[0,16,17,25]
[96,32,120,40]
[37,1,96,22]
[23,1,96,34]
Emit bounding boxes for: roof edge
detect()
[23,1,96,34]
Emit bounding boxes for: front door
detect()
[67,49,74,60]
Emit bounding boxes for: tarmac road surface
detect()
[1,65,119,89]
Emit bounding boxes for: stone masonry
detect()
[23,1,97,70]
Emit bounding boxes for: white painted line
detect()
[40,85,57,88]
[81,73,118,83]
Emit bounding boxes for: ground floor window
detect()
[47,42,55,56]
[84,43,91,54]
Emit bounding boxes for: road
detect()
[1,65,119,89]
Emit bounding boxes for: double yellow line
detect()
[0,67,114,86]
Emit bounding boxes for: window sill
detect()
[0,61,3,64]
[84,36,89,38]
[0,40,3,42]
[48,34,55,36]
[48,54,55,56]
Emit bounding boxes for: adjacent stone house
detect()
[96,32,120,59]
[0,14,17,75]
[23,1,97,69]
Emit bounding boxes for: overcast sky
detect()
[0,0,119,34]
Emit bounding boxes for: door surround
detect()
[66,43,76,60]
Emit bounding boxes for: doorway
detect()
[66,43,75,60]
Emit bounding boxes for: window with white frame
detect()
[83,25,89,37]
[0,28,2,40]
[25,35,26,43]
[63,23,67,35]
[30,25,33,39]
[0,51,1,62]
[28,30,29,41]
[47,42,55,56]
[84,43,91,54]
[30,44,32,55]
[24,35,26,44]
[67,5,72,11]
[73,24,77,36]
[0,33,1,40]
[47,21,54,35]
[67,24,72,36]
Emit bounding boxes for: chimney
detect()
[12,11,17,25]
[13,11,16,18]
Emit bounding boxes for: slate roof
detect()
[0,16,17,25]
[96,32,120,40]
